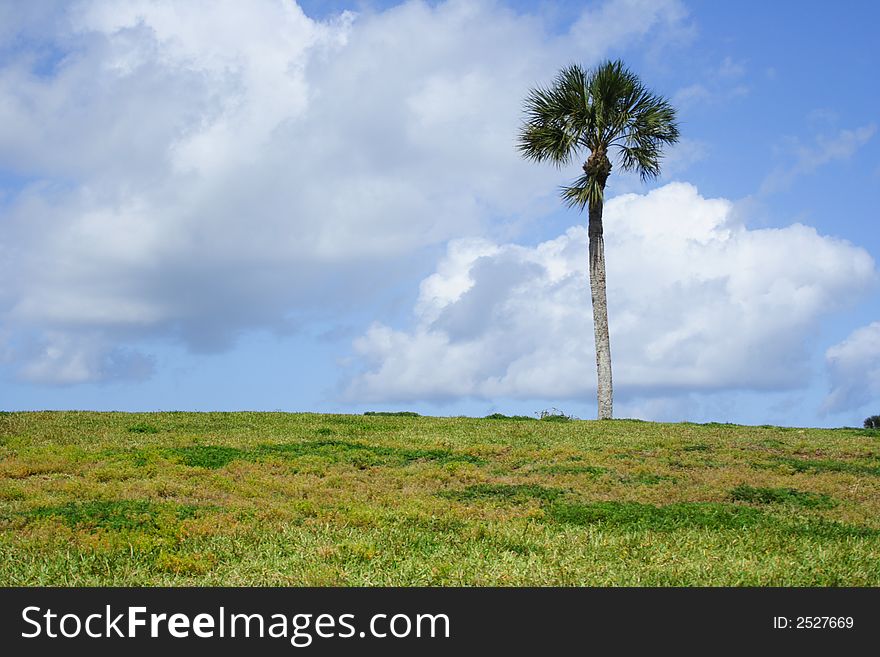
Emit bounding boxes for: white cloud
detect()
[672,55,748,109]
[761,124,877,194]
[823,322,880,414]
[13,331,155,385]
[0,0,689,384]
[569,0,692,58]
[717,55,745,79]
[347,182,876,403]
[672,83,712,108]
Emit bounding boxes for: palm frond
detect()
[517,64,591,167]
[618,142,662,181]
[587,60,639,143]
[585,60,680,181]
[560,172,604,210]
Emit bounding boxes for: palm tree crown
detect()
[517,60,679,209]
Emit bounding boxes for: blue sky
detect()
[0,0,878,426]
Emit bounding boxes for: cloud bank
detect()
[347,183,876,403]
[823,322,880,414]
[0,0,690,384]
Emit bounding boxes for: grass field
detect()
[1,411,879,586]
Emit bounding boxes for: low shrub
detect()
[484,413,536,421]
[363,411,420,417]
[539,408,575,422]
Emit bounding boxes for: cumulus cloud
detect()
[0,0,689,384]
[823,322,880,413]
[347,182,876,402]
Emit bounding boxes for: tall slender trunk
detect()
[588,194,613,420]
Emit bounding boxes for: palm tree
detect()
[518,60,679,419]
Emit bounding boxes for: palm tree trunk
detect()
[588,199,613,420]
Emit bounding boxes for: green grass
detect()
[128,423,160,434]
[546,500,765,531]
[169,446,245,469]
[161,440,486,470]
[768,456,880,477]
[438,483,566,503]
[729,484,837,509]
[539,463,607,476]
[21,500,202,531]
[1,411,879,585]
[619,472,676,485]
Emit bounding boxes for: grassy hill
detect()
[1,411,878,586]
